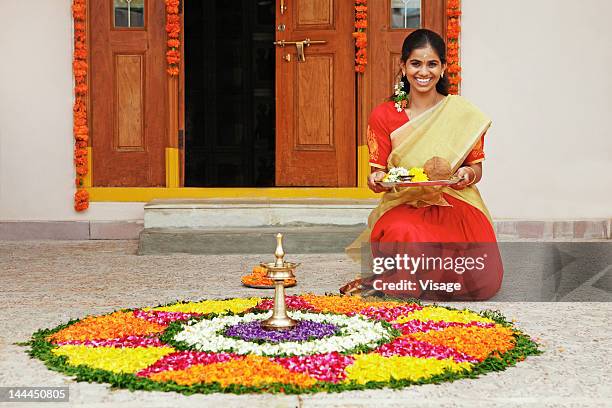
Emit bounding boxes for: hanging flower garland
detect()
[72,0,89,211]
[28,295,541,394]
[165,0,181,76]
[353,0,367,73]
[446,0,462,94]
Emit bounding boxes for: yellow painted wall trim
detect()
[165,147,180,188]
[357,144,370,188]
[89,187,380,202]
[83,146,93,188]
[87,146,374,202]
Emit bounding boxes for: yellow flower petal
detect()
[345,354,471,384]
[52,345,175,373]
[154,298,261,314]
[394,306,494,324]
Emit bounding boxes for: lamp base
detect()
[261,315,298,330]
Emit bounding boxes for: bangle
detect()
[464,166,477,185]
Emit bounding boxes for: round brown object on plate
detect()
[424,156,452,180]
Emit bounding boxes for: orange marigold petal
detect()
[150,356,317,387]
[48,311,166,343]
[410,325,515,361]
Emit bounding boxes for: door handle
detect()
[280,0,287,15]
[273,38,326,62]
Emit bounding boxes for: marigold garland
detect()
[165,0,181,76]
[72,0,89,211]
[446,0,462,94]
[353,0,367,73]
[27,295,541,394]
[352,0,460,85]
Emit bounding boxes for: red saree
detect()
[367,101,492,243]
[360,99,503,300]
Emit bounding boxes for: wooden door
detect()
[366,1,447,116]
[90,0,167,186]
[275,0,356,187]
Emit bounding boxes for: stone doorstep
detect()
[138,226,365,255]
[143,198,378,229]
[143,199,611,239]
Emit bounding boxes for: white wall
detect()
[0,0,610,221]
[0,0,143,221]
[462,0,612,218]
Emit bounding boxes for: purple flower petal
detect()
[224,320,339,343]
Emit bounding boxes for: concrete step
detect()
[143,198,377,229]
[138,199,610,255]
[140,198,373,255]
[138,226,365,255]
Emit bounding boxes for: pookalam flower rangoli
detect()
[27,295,540,394]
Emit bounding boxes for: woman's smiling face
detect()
[401,45,446,94]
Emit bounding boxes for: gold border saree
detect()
[347,95,493,259]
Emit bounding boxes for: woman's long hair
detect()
[397,29,449,96]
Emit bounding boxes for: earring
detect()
[441,72,444,78]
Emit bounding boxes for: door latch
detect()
[273,38,326,62]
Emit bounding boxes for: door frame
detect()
[87,1,451,202]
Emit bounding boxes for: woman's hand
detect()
[367,170,391,193]
[451,165,478,190]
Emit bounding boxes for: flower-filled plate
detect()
[376,178,461,188]
[241,266,297,289]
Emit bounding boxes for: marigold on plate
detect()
[241,266,296,287]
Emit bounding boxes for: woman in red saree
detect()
[342,29,503,300]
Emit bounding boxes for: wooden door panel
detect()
[115,54,144,150]
[90,0,166,187]
[296,55,333,148]
[276,0,355,187]
[296,0,333,27]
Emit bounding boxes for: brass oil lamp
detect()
[260,233,300,330]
